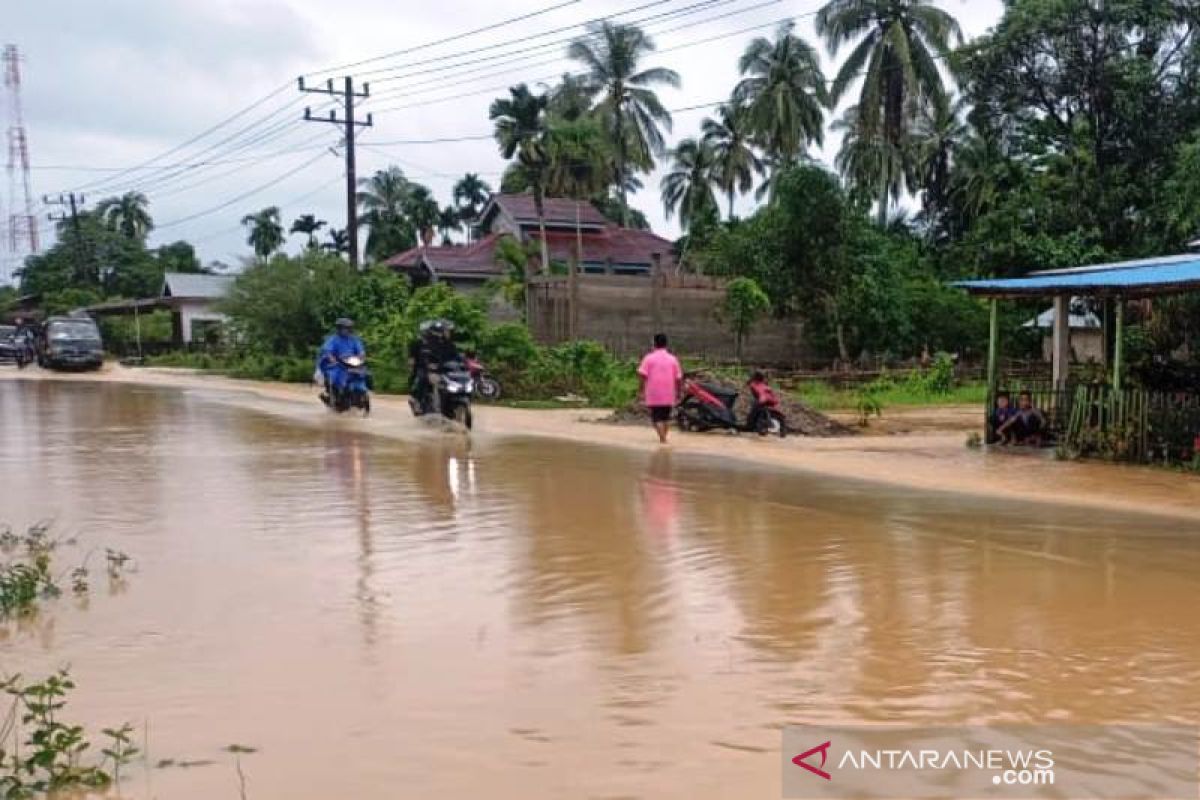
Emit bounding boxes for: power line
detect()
[155,149,333,230]
[302,0,584,77]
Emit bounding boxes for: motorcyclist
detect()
[318,317,366,405]
[409,319,462,412]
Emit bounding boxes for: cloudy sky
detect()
[6,0,1004,281]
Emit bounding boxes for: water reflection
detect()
[2,380,1199,799]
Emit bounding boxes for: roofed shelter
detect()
[955,254,1200,458]
[85,271,234,354]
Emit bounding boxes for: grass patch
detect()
[793,380,988,412]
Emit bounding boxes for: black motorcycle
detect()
[410,359,474,429]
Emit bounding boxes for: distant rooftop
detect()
[162,272,234,299]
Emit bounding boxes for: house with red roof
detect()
[383,194,676,292]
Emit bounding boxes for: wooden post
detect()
[650,252,663,334]
[986,297,999,439]
[1052,294,1070,389]
[1113,296,1125,392]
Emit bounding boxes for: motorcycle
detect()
[676,374,787,438]
[466,355,502,401]
[324,354,371,415]
[410,359,475,429]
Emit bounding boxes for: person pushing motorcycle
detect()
[318,317,366,405]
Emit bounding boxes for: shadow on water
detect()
[2,380,1199,798]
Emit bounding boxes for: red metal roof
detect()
[383,233,503,275]
[481,194,608,228]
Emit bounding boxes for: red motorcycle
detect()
[677,373,787,437]
[465,354,502,401]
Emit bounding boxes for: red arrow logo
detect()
[793,741,832,780]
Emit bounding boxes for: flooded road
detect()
[2,379,1199,799]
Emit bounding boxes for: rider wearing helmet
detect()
[409,319,461,412]
[318,317,366,404]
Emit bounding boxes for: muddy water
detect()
[2,380,1199,799]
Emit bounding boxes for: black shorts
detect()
[649,405,673,423]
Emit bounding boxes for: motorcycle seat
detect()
[699,383,740,406]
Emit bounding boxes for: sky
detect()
[5,0,1005,282]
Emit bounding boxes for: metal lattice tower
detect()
[4,43,38,281]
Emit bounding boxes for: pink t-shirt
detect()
[638,348,682,407]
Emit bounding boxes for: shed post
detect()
[986,298,999,438]
[1052,294,1070,388]
[1113,296,1125,392]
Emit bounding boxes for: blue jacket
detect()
[319,333,365,373]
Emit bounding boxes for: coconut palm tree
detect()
[816,0,963,222]
[436,206,462,245]
[357,166,416,261]
[568,21,681,227]
[832,105,905,214]
[289,214,326,250]
[734,22,828,166]
[452,173,492,242]
[490,83,552,272]
[240,207,284,260]
[96,191,153,240]
[660,138,720,233]
[911,96,967,220]
[323,227,350,257]
[546,72,594,121]
[701,102,763,219]
[405,185,440,247]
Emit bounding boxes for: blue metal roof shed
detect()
[953,253,1200,408]
[954,254,1200,298]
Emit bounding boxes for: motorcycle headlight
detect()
[465,379,475,393]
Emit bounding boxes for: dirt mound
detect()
[602,382,853,437]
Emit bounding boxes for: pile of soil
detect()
[603,380,853,437]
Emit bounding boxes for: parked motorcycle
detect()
[410,359,475,429]
[325,354,371,415]
[676,374,787,438]
[466,355,502,401]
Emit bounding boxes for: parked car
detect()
[0,325,25,366]
[38,316,104,371]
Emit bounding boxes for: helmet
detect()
[419,319,454,338]
[335,317,354,330]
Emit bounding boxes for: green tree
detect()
[568,21,681,226]
[817,0,962,224]
[289,214,327,250]
[701,102,762,219]
[96,191,153,240]
[660,137,720,233]
[722,276,771,360]
[156,241,203,274]
[405,185,440,247]
[734,21,828,165]
[240,207,285,260]
[323,227,350,257]
[357,166,416,261]
[436,206,462,245]
[490,83,552,272]
[452,173,492,241]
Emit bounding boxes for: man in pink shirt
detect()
[638,333,683,444]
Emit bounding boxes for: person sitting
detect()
[746,371,779,435]
[997,390,1046,446]
[991,391,1017,444]
[318,318,365,404]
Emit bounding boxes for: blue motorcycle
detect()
[326,354,371,415]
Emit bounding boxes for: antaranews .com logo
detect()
[782,725,1198,799]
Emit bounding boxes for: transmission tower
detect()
[4,44,38,283]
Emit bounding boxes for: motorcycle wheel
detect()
[454,404,472,429]
[361,395,371,417]
[757,411,787,438]
[477,376,501,401]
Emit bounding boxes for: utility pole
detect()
[299,76,372,270]
[44,192,90,284]
[4,44,38,284]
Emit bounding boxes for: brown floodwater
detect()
[2,379,1199,799]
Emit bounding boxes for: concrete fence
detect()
[526,273,808,365]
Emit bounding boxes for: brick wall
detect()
[526,274,807,365]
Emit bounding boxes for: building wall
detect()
[177,299,227,343]
[1040,330,1104,363]
[526,274,807,365]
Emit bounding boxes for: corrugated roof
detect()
[956,255,1200,297]
[480,194,608,228]
[162,272,235,299]
[1023,300,1102,330]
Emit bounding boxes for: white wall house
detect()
[162,272,235,343]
